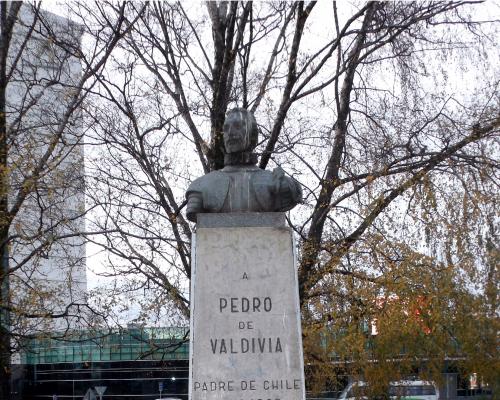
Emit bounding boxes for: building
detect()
[14,325,494,400]
[14,327,189,400]
[2,6,88,398]
[2,6,191,399]
[7,3,87,338]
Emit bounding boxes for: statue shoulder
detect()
[251,167,302,212]
[273,168,302,211]
[187,170,229,194]
[251,168,274,184]
[186,170,230,213]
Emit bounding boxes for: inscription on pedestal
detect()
[189,216,305,400]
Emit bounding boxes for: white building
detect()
[6,4,87,338]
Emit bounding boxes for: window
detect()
[389,385,436,396]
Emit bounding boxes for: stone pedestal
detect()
[189,213,305,400]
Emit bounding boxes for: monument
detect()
[188,108,304,400]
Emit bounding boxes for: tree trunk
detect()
[0,3,22,397]
[0,1,11,393]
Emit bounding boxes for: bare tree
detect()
[81,0,498,391]
[0,2,142,397]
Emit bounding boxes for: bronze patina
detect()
[186,108,302,222]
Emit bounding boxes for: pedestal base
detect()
[189,213,305,400]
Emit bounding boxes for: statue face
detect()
[223,111,250,153]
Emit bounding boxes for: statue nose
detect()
[228,127,239,138]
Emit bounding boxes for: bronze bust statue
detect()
[185,108,302,222]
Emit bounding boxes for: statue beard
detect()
[224,151,258,166]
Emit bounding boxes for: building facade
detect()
[7,4,87,340]
[14,327,189,400]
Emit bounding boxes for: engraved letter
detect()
[210,339,218,354]
[253,297,261,312]
[264,297,272,312]
[219,298,227,312]
[231,297,238,312]
[242,297,250,312]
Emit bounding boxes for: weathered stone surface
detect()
[197,212,286,228]
[189,213,305,400]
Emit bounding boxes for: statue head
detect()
[223,108,258,154]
